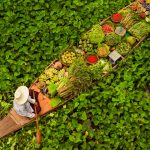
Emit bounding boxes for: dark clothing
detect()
[29,89,41,114]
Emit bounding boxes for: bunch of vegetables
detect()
[78,39,94,52]
[44,68,59,83]
[97,44,110,57]
[81,24,105,44]
[38,74,48,82]
[61,51,76,65]
[119,8,131,17]
[57,69,66,81]
[105,32,121,46]
[128,21,150,40]
[57,59,92,100]
[115,42,131,55]
[120,11,139,29]
[89,59,112,80]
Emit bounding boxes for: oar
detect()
[33,91,42,146]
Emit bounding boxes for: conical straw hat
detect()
[14,86,29,105]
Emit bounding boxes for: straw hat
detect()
[14,86,29,105]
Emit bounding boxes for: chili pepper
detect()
[102,24,113,33]
[111,13,122,23]
[87,55,98,64]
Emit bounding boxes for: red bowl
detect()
[111,13,122,23]
[86,55,98,64]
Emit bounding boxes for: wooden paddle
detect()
[33,91,42,145]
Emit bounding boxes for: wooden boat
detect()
[0,0,149,139]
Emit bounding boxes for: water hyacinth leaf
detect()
[80,111,87,121]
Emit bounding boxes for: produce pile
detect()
[35,0,150,107]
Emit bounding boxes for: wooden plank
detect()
[0,114,20,138]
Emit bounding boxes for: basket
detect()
[86,53,99,65]
[59,46,78,66]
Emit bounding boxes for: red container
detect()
[86,55,98,64]
[111,13,122,23]
[102,24,113,33]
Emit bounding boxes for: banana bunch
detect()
[39,74,47,82]
[44,68,59,83]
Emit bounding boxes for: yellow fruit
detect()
[126,36,136,45]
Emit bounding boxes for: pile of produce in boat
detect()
[105,32,121,46]
[115,42,131,56]
[57,59,92,100]
[78,39,94,52]
[81,24,105,44]
[128,21,150,40]
[101,24,114,34]
[89,59,112,80]
[61,51,77,65]
[35,0,150,103]
[97,44,110,57]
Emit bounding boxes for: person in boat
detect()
[14,86,41,118]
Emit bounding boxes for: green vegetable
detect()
[50,97,62,107]
[78,39,94,52]
[128,21,150,40]
[38,74,48,82]
[81,24,105,44]
[48,82,57,97]
[88,24,105,44]
[115,42,131,56]
[105,32,121,46]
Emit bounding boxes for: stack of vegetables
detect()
[35,0,150,106]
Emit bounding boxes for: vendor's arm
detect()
[28,96,36,104]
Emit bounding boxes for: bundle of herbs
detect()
[128,21,150,40]
[89,59,112,80]
[115,42,131,56]
[57,59,92,100]
[104,32,122,46]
